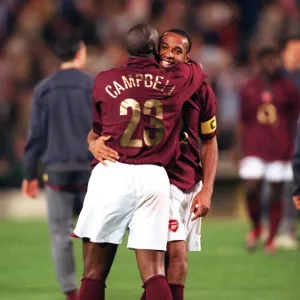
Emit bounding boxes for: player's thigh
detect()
[82,239,118,280]
[239,156,265,180]
[128,166,170,251]
[45,187,75,234]
[74,162,136,243]
[135,249,166,283]
[184,181,203,251]
[168,184,186,243]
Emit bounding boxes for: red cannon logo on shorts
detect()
[169,219,179,232]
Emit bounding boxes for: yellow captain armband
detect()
[200,116,217,134]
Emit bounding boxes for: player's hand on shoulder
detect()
[89,135,119,166]
[292,195,300,210]
[190,188,212,220]
[21,179,39,198]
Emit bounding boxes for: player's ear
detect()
[153,46,160,63]
[185,53,191,62]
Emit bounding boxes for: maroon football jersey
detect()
[167,82,217,191]
[91,57,206,167]
[240,75,300,161]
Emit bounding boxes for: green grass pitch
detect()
[0,219,299,300]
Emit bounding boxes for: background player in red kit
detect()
[73,24,206,300]
[88,29,218,300]
[232,47,300,254]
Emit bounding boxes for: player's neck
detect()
[60,60,82,70]
[261,71,278,82]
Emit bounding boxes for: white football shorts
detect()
[73,161,170,251]
[168,181,203,251]
[239,156,292,182]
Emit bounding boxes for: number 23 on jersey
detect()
[120,98,164,147]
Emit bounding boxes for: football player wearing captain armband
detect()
[88,29,218,300]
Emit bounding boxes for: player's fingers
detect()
[200,207,209,217]
[192,212,200,221]
[96,150,114,160]
[192,207,203,221]
[98,147,119,159]
[98,154,116,163]
[190,201,197,213]
[100,135,112,141]
[97,143,119,157]
[199,207,207,217]
[98,157,108,167]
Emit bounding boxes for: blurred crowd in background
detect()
[1,0,300,187]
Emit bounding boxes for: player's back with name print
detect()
[92,58,205,166]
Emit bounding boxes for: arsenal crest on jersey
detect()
[261,90,273,103]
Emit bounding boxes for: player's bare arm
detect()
[87,130,119,165]
[191,136,218,220]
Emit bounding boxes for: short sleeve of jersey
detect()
[197,82,218,140]
[92,74,103,136]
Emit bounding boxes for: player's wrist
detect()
[201,185,213,195]
[89,140,97,150]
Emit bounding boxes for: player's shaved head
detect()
[125,24,159,57]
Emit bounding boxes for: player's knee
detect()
[83,257,111,281]
[168,251,188,277]
[83,264,107,280]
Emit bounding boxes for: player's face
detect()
[159,32,190,69]
[260,53,279,75]
[282,40,300,71]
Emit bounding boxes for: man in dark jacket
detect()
[22,35,93,300]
